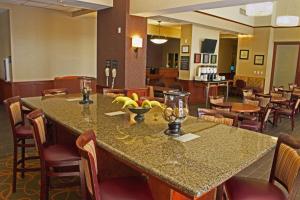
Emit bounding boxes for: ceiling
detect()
[0,0,110,12]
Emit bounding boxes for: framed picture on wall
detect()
[202,54,210,64]
[239,50,249,60]
[182,45,190,53]
[180,56,190,70]
[254,55,264,65]
[210,55,217,64]
[194,53,201,63]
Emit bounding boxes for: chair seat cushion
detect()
[240,120,261,132]
[15,125,34,138]
[225,177,287,200]
[44,144,80,163]
[100,176,153,200]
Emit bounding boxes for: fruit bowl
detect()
[128,107,151,122]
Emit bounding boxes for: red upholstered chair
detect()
[76,130,154,200]
[240,104,273,133]
[27,109,85,200]
[4,96,40,193]
[225,133,300,200]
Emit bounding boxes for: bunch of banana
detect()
[112,92,163,109]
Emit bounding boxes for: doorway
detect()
[271,42,300,89]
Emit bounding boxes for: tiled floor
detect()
[1,99,300,199]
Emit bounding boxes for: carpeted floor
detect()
[1,97,300,199]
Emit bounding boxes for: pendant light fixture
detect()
[276,0,299,27]
[245,2,273,16]
[150,21,168,45]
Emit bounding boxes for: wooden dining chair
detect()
[275,98,300,131]
[102,88,125,97]
[198,108,236,126]
[225,133,300,200]
[4,96,40,193]
[41,88,69,96]
[240,104,273,133]
[255,93,271,108]
[76,130,154,200]
[209,96,231,112]
[27,109,85,200]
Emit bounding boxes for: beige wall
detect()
[0,3,97,82]
[236,28,272,78]
[218,38,237,73]
[0,9,11,80]
[274,28,300,42]
[273,45,299,88]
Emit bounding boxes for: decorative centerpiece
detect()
[79,77,93,104]
[112,93,162,122]
[163,91,190,136]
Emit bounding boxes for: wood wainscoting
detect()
[0,79,54,102]
[12,80,54,98]
[0,79,13,102]
[179,80,218,105]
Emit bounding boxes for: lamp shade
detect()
[276,16,299,27]
[150,37,168,44]
[246,2,273,16]
[132,36,143,48]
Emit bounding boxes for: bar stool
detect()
[225,133,300,200]
[4,96,40,193]
[76,130,154,200]
[27,109,85,200]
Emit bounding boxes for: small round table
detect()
[212,102,261,113]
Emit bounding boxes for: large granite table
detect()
[22,94,277,200]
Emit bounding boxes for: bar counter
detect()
[22,94,277,199]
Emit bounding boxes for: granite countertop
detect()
[22,94,277,197]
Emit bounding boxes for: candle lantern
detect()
[79,77,94,104]
[163,91,190,136]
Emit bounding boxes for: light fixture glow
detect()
[245,2,273,16]
[132,36,143,48]
[276,16,299,27]
[150,21,168,45]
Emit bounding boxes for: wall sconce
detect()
[132,35,143,56]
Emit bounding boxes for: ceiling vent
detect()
[240,8,247,16]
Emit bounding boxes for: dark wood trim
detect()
[194,11,300,29]
[0,79,12,103]
[270,42,300,91]
[194,11,253,28]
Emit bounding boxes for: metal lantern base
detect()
[79,94,93,105]
[164,122,183,137]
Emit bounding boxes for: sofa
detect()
[230,75,265,97]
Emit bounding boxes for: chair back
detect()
[102,88,125,97]
[289,83,297,91]
[269,134,300,199]
[4,96,25,139]
[27,109,47,155]
[76,130,100,200]
[273,86,284,92]
[243,89,254,98]
[199,114,234,126]
[255,94,271,108]
[293,87,300,93]
[42,88,69,97]
[244,98,260,106]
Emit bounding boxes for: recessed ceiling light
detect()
[245,2,273,16]
[276,16,299,27]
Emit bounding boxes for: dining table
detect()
[22,94,276,200]
[211,102,261,113]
